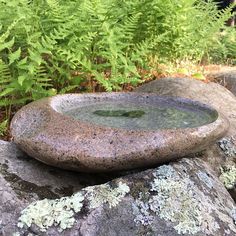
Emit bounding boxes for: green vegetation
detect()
[0,0,235,126]
[0,119,7,136]
[209,28,236,64]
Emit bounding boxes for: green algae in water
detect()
[93,110,145,118]
[64,102,217,130]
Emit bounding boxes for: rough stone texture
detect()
[3,157,236,236]
[0,140,125,235]
[10,93,228,172]
[209,69,236,96]
[135,78,236,200]
[1,78,236,235]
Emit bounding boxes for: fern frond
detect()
[0,60,11,84]
[46,0,70,23]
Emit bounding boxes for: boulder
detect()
[3,157,236,236]
[0,140,122,234]
[135,78,236,199]
[209,69,236,96]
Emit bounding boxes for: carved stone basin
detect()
[10,93,229,172]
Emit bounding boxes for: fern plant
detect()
[0,119,7,137]
[0,0,234,114]
[208,27,236,64]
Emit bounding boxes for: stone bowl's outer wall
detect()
[10,93,229,172]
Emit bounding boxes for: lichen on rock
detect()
[17,181,130,233]
[220,164,236,189]
[218,137,236,157]
[149,166,207,235]
[17,192,85,232]
[132,193,154,226]
[132,164,236,235]
[86,181,130,209]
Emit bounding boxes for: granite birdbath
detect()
[10,93,229,172]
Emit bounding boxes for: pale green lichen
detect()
[132,164,236,235]
[220,165,236,189]
[86,181,130,209]
[149,167,205,235]
[17,192,84,232]
[17,181,130,233]
[132,193,154,226]
[150,165,236,234]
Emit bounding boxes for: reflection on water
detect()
[63,102,217,130]
[93,110,146,118]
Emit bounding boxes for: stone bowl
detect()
[10,93,229,172]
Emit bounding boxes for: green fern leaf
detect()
[9,47,21,65]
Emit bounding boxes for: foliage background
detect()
[0,0,235,134]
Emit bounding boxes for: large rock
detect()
[135,78,236,199]
[0,140,123,235]
[3,156,236,236]
[10,93,228,172]
[209,69,236,96]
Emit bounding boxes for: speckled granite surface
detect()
[10,93,228,172]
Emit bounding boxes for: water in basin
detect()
[63,101,217,130]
